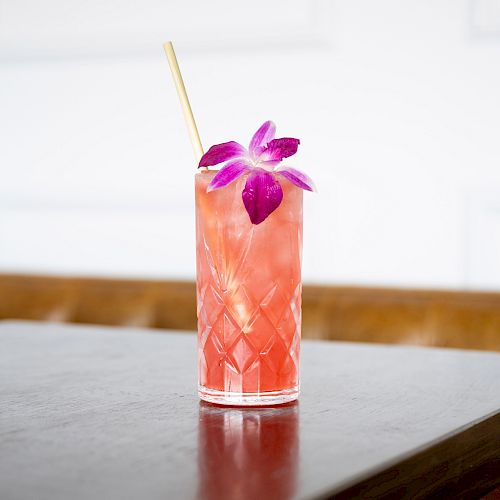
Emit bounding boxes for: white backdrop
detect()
[1,0,500,289]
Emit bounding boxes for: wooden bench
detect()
[0,273,499,351]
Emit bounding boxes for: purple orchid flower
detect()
[198,121,315,225]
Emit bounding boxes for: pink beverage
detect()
[196,170,303,405]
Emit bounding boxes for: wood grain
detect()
[0,274,499,350]
[1,321,499,500]
[328,412,500,499]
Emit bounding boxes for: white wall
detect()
[1,0,500,289]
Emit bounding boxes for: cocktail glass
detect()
[195,170,302,406]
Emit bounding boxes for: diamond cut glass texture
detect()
[195,171,303,405]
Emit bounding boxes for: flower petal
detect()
[242,169,283,225]
[259,138,300,163]
[248,120,276,157]
[198,141,247,168]
[207,160,251,192]
[276,166,316,192]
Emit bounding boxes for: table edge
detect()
[315,409,500,499]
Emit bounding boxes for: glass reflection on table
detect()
[197,401,299,500]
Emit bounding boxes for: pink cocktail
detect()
[195,170,303,405]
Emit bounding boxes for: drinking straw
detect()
[163,41,204,163]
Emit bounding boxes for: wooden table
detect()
[1,321,499,500]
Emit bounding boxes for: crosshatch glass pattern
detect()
[195,171,303,398]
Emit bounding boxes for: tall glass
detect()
[195,170,303,405]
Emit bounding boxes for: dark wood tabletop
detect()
[1,320,499,500]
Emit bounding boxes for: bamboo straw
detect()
[163,41,204,163]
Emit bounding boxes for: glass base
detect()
[198,385,299,406]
